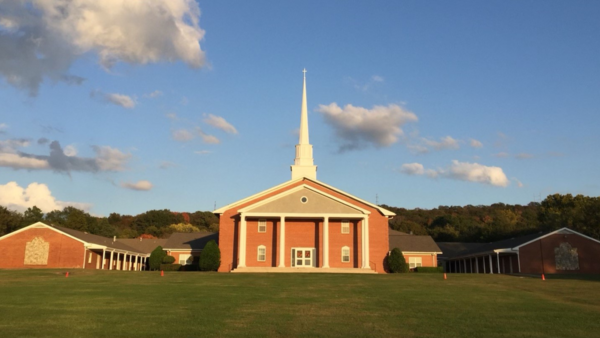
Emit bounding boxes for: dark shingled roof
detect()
[436,242,485,258]
[118,238,169,254]
[163,232,218,250]
[53,226,148,254]
[437,230,552,259]
[389,229,442,253]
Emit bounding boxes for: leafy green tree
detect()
[387,248,409,273]
[189,211,219,232]
[199,240,220,271]
[149,246,167,271]
[21,206,44,226]
[0,206,23,236]
[162,255,176,264]
[131,209,184,234]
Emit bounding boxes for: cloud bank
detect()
[204,114,238,134]
[316,103,418,151]
[0,0,206,95]
[121,180,153,191]
[400,160,510,187]
[0,138,130,173]
[0,181,91,213]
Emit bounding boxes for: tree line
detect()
[384,193,600,242]
[1,193,599,242]
[0,206,219,238]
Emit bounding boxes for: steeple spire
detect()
[291,69,317,180]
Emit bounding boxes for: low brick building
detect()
[388,230,442,269]
[438,227,600,275]
[0,222,149,270]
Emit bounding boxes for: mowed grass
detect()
[1,270,599,338]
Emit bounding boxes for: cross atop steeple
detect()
[290,69,317,180]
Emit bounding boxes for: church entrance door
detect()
[292,248,315,267]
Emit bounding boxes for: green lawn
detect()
[1,270,599,338]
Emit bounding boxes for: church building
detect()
[215,71,396,273]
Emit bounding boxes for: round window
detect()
[300,196,308,204]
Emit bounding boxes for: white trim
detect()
[0,222,87,245]
[242,212,366,218]
[257,245,266,262]
[214,178,394,216]
[179,253,193,265]
[512,227,600,249]
[162,249,203,252]
[409,257,423,269]
[278,217,286,267]
[402,251,443,255]
[237,184,371,215]
[322,217,330,268]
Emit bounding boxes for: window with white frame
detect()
[179,254,193,265]
[341,246,350,263]
[257,246,266,262]
[258,219,267,233]
[409,257,422,269]
[341,220,350,234]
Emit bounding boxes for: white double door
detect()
[292,247,316,267]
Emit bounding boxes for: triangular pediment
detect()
[240,185,365,215]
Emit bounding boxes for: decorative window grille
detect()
[341,220,350,234]
[409,257,422,269]
[342,246,350,263]
[258,219,267,233]
[257,246,266,262]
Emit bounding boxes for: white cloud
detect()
[316,103,418,151]
[470,139,483,148]
[105,93,136,109]
[0,181,91,213]
[93,146,131,171]
[121,180,153,191]
[172,129,195,142]
[204,114,238,134]
[513,178,524,188]
[399,160,510,187]
[145,90,163,98]
[422,136,460,151]
[0,123,7,133]
[159,161,177,169]
[63,145,77,157]
[0,0,206,96]
[0,153,50,170]
[196,128,220,144]
[494,152,509,158]
[400,163,424,175]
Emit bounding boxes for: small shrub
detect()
[415,266,443,273]
[199,240,220,271]
[162,255,176,264]
[149,246,167,271]
[160,264,182,271]
[387,248,409,273]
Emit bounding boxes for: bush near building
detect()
[199,240,220,271]
[149,246,167,270]
[387,248,409,273]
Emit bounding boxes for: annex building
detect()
[438,227,600,274]
[215,71,440,273]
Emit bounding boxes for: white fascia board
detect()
[243,212,368,219]
[0,222,88,245]
[511,227,600,249]
[402,251,443,255]
[164,248,202,252]
[493,248,519,253]
[214,178,302,214]
[238,184,370,215]
[307,178,396,217]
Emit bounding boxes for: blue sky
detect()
[1,1,599,216]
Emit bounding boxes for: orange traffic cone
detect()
[444,273,447,280]
[160,270,164,277]
[541,273,545,281]
[65,272,69,278]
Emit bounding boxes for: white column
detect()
[496,252,501,274]
[109,251,114,270]
[362,217,370,269]
[476,257,479,273]
[101,248,106,270]
[137,255,140,271]
[323,216,330,268]
[238,214,247,268]
[488,254,493,274]
[279,216,286,267]
[364,217,370,269]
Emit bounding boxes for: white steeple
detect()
[291,69,317,180]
